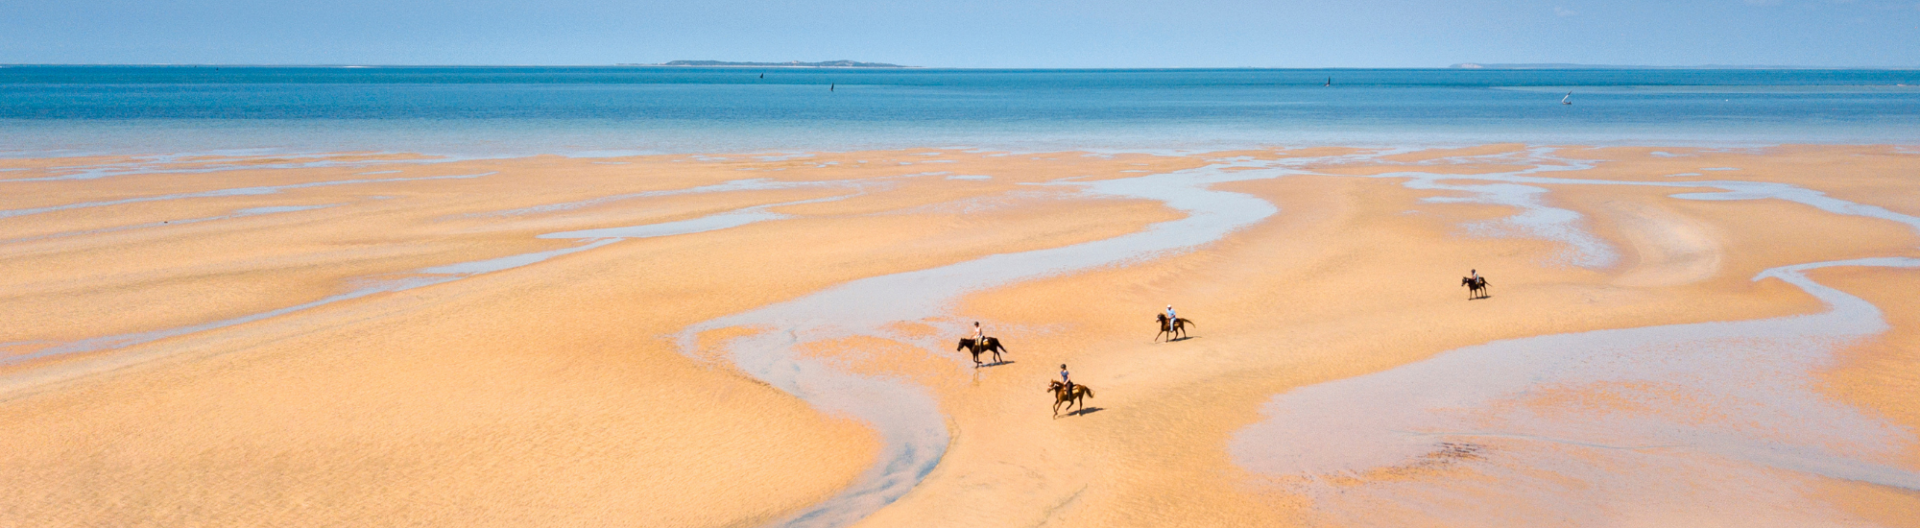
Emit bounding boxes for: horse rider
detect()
[972,321,986,343]
[1470,269,1480,282]
[1059,364,1074,393]
[1165,304,1176,324]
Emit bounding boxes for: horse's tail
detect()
[1082,386,1094,399]
[1180,318,1195,327]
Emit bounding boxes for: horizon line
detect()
[4,63,1920,71]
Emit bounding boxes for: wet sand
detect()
[2,145,1918,527]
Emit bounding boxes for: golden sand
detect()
[2,145,1918,526]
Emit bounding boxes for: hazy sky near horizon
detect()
[3,0,1917,67]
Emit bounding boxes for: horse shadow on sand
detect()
[1154,314,1197,342]
[956,337,1010,368]
[1462,276,1492,300]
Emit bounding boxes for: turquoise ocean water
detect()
[2,66,1917,156]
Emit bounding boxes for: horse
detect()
[1461,276,1490,300]
[1048,380,1094,417]
[1155,313,1196,342]
[956,337,1008,367]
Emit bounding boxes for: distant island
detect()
[626,60,912,68]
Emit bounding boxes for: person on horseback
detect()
[972,321,986,342]
[1060,364,1074,393]
[1166,304,1176,322]
[1471,269,1480,283]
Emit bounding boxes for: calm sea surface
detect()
[2,66,1917,156]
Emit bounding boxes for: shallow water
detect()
[0,154,478,182]
[1234,155,1920,525]
[1231,258,1920,525]
[483,177,833,217]
[1338,147,1920,268]
[0,172,494,219]
[674,158,1294,528]
[537,192,862,240]
[1383,156,1616,267]
[0,177,860,366]
[4,67,1917,157]
[9,144,1920,525]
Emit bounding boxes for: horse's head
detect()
[1047,380,1063,391]
[956,338,974,351]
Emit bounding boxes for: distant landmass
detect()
[631,60,912,68]
[1450,63,1829,70]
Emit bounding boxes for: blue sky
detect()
[3,0,1916,67]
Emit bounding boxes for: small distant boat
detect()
[1562,91,1573,105]
[759,72,764,79]
[830,83,835,92]
[1325,76,1332,87]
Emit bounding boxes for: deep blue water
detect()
[2,66,1917,156]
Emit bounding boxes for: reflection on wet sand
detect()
[677,158,1291,527]
[6,146,1920,528]
[1235,149,1920,527]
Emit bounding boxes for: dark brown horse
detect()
[1155,313,1196,342]
[956,337,1007,367]
[1462,276,1490,300]
[1048,380,1093,417]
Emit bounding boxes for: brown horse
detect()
[956,337,1007,367]
[1462,276,1490,300]
[1155,313,1196,342]
[1048,380,1093,417]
